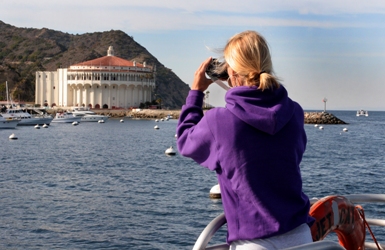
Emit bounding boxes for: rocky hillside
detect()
[0,21,190,109]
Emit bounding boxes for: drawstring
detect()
[357,205,381,249]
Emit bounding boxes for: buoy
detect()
[154,125,159,130]
[42,124,48,128]
[314,124,318,127]
[161,118,164,122]
[165,146,176,155]
[209,184,221,199]
[343,128,348,132]
[72,121,79,126]
[34,124,40,129]
[319,126,324,130]
[175,134,177,138]
[9,133,18,140]
[155,119,159,122]
[98,119,104,123]
[120,119,124,123]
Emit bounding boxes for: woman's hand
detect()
[191,57,214,92]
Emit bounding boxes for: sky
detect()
[1,0,385,111]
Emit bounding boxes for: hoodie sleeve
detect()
[177,90,219,171]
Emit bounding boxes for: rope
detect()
[357,205,382,250]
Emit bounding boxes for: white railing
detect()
[193,194,385,250]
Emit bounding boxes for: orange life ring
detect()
[309,195,366,250]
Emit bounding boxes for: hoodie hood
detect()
[225,85,295,135]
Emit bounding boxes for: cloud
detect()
[23,0,383,15]
[1,0,384,34]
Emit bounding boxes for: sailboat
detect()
[1,81,53,126]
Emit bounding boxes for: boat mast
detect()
[6,81,9,106]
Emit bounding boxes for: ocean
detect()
[0,110,384,249]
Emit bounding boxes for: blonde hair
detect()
[221,30,280,91]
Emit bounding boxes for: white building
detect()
[35,46,156,109]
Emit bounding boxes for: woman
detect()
[177,30,314,249]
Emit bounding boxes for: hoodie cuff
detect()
[186,90,204,107]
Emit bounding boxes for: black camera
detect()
[205,58,229,81]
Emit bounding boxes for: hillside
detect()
[0,21,190,109]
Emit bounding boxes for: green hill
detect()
[0,21,190,109]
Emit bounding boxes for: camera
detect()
[205,58,229,81]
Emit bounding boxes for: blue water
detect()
[0,111,384,249]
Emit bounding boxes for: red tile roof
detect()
[72,56,145,68]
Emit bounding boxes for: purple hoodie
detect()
[177,85,314,244]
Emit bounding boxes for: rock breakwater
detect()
[126,110,181,119]
[304,112,347,124]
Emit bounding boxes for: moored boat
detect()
[80,114,109,122]
[71,107,109,122]
[0,114,20,129]
[2,108,53,126]
[51,112,82,123]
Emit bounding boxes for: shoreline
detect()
[46,109,347,124]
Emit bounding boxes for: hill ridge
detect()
[0,21,190,108]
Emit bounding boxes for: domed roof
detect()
[71,46,146,68]
[72,55,144,68]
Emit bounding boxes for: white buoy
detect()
[34,124,40,129]
[314,124,318,127]
[155,119,159,122]
[42,124,48,128]
[120,119,124,123]
[165,146,176,155]
[161,118,164,122]
[343,128,348,132]
[98,119,105,123]
[72,121,79,126]
[319,126,324,130]
[9,133,18,140]
[175,134,177,138]
[209,184,221,199]
[154,125,159,130]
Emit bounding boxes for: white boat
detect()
[356,110,369,116]
[0,114,20,129]
[2,108,53,126]
[81,114,109,122]
[71,107,109,122]
[193,194,385,250]
[51,112,82,123]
